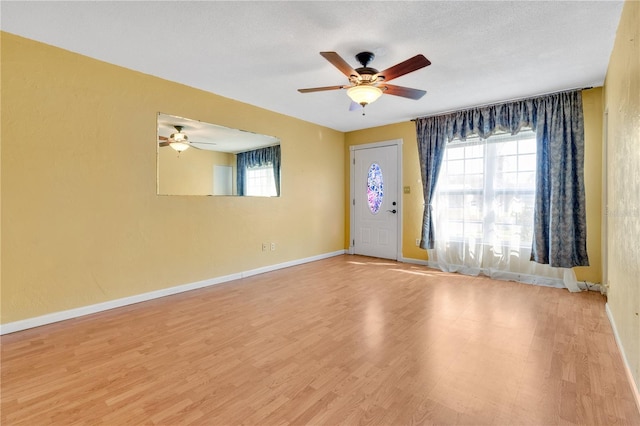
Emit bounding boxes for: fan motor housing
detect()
[355,67,379,76]
[353,52,382,83]
[353,67,382,84]
[355,51,375,67]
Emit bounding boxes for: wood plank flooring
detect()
[2,255,639,425]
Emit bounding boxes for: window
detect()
[435,130,537,248]
[431,129,565,285]
[246,165,277,197]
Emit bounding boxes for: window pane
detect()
[519,138,536,154]
[447,146,465,160]
[518,171,536,188]
[499,155,518,173]
[246,165,277,197]
[518,154,536,171]
[464,194,483,221]
[496,141,517,156]
[448,160,465,175]
[496,172,519,189]
[465,173,484,190]
[465,144,483,158]
[465,158,483,174]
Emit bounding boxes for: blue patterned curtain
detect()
[236,145,281,196]
[272,146,281,196]
[415,90,589,268]
[416,117,448,249]
[531,93,588,267]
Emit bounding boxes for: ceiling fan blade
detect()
[159,141,170,147]
[382,84,427,100]
[298,85,346,93]
[189,141,218,151]
[320,52,360,78]
[159,135,169,141]
[379,55,431,82]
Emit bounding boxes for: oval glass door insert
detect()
[367,162,384,214]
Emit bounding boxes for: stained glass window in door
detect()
[367,162,384,214]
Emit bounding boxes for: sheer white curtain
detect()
[430,130,570,288]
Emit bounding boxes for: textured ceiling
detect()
[1,1,624,132]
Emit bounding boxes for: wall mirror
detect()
[157,113,281,196]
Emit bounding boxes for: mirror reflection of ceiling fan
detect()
[158,125,217,152]
[298,51,431,113]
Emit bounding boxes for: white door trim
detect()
[349,139,403,260]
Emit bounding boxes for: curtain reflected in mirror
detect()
[237,146,281,196]
[157,113,281,196]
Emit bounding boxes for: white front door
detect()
[352,143,400,260]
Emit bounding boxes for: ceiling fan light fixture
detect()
[169,128,190,152]
[169,141,190,152]
[347,85,383,106]
[170,132,188,143]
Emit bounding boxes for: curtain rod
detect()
[410,86,594,122]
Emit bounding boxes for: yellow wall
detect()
[158,148,236,196]
[1,33,345,324]
[576,88,603,283]
[344,90,604,283]
[603,0,640,392]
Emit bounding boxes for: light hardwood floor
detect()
[2,255,639,425]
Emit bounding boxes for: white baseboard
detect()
[577,281,606,293]
[0,250,346,335]
[605,303,640,413]
[399,256,439,268]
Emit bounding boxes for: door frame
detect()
[349,139,403,260]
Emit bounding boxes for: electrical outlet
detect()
[262,243,268,252]
[271,242,276,251]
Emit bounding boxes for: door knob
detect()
[387,209,397,214]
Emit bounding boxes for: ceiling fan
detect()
[298,51,431,113]
[158,125,216,153]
